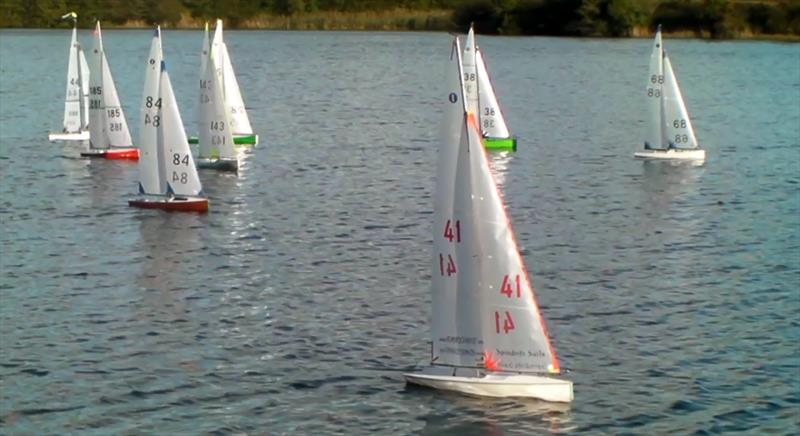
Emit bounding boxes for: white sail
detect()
[432,37,470,367]
[198,48,236,160]
[475,48,510,138]
[213,20,253,136]
[100,50,132,148]
[159,62,204,197]
[661,54,698,149]
[461,26,480,117]
[88,21,132,150]
[432,37,560,374]
[88,22,107,149]
[62,25,82,133]
[645,27,664,149]
[78,47,90,129]
[138,27,164,195]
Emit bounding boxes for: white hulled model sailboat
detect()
[129,28,208,212]
[404,36,573,403]
[82,21,138,159]
[196,22,239,171]
[463,24,516,152]
[49,12,90,142]
[635,25,705,161]
[189,19,257,146]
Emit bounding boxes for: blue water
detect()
[1,29,799,434]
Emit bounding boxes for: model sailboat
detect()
[49,12,90,142]
[635,25,705,160]
[463,25,516,152]
[83,21,138,159]
[404,36,573,403]
[129,28,208,212]
[189,19,257,146]
[196,22,239,171]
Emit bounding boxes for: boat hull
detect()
[128,196,208,213]
[634,148,705,161]
[188,133,258,146]
[196,158,238,172]
[404,367,573,403]
[484,136,517,152]
[48,130,90,142]
[80,147,140,160]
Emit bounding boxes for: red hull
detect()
[105,148,140,160]
[128,197,208,213]
[81,148,140,160]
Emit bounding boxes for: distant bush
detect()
[451,0,504,34]
[506,0,584,36]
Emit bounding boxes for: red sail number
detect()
[439,253,457,276]
[494,311,516,334]
[500,274,522,298]
[443,219,461,243]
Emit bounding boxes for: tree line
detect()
[1,0,798,38]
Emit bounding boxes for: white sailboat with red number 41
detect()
[404,36,573,403]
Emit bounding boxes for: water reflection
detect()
[414,391,573,435]
[136,212,206,293]
[488,151,513,191]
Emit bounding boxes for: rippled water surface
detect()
[1,29,799,434]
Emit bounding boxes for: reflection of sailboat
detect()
[462,24,516,152]
[636,25,705,161]
[404,36,572,403]
[137,212,205,292]
[83,21,139,159]
[414,393,572,435]
[49,12,90,142]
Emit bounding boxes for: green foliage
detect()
[0,0,796,37]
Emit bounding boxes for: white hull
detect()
[48,130,90,142]
[405,367,573,403]
[634,148,705,161]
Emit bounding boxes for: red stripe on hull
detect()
[104,148,140,160]
[128,198,208,213]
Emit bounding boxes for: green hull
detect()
[484,136,517,152]
[188,134,258,146]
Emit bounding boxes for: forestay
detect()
[645,27,664,150]
[213,20,253,136]
[159,62,203,197]
[138,27,164,195]
[431,37,560,375]
[475,48,510,138]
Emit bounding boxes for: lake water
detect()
[1,29,798,434]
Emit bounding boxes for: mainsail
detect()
[62,24,82,133]
[461,26,480,117]
[645,26,664,150]
[138,27,164,195]
[431,37,560,374]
